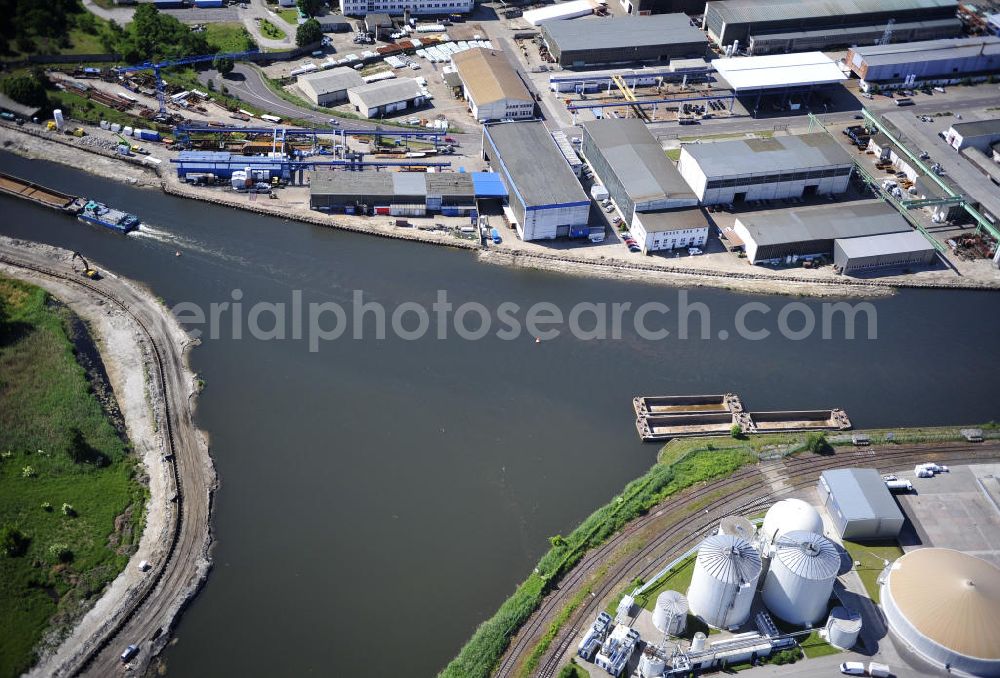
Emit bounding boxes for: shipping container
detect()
[374,206,391,215]
[137,129,162,142]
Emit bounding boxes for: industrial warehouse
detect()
[573,460,1000,678]
[732,200,916,264]
[847,36,1000,86]
[703,0,960,54]
[296,68,365,107]
[450,48,535,122]
[347,79,427,119]
[482,121,590,241]
[676,133,855,205]
[540,13,708,68]
[307,170,506,216]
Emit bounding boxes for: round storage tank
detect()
[691,631,707,652]
[761,530,839,625]
[825,606,862,650]
[881,548,1000,677]
[687,534,761,630]
[637,646,666,678]
[652,590,688,637]
[717,515,756,542]
[761,499,823,545]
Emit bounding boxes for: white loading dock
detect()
[630,208,708,253]
[297,67,366,106]
[676,132,854,205]
[347,79,427,118]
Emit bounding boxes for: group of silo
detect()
[686,498,841,631]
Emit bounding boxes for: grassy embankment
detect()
[441,423,997,678]
[438,439,755,678]
[0,278,146,678]
[842,539,903,604]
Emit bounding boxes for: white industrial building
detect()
[687,534,762,630]
[818,468,905,540]
[451,48,534,122]
[630,209,708,254]
[946,118,1000,152]
[834,231,936,275]
[760,530,839,626]
[341,0,473,16]
[297,67,365,106]
[677,133,854,205]
[347,79,426,119]
[882,548,1000,677]
[523,0,602,26]
[483,121,590,241]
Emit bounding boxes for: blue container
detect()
[138,129,161,142]
[569,226,589,239]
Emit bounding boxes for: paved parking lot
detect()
[897,463,1000,567]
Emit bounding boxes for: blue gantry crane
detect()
[115,50,261,119]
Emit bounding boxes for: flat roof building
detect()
[297,67,365,106]
[749,18,961,56]
[308,170,497,216]
[451,48,534,122]
[631,208,709,253]
[946,118,1000,152]
[620,0,709,17]
[482,122,590,241]
[712,53,848,92]
[733,200,912,264]
[818,468,905,540]
[580,118,698,222]
[703,0,959,53]
[677,132,854,206]
[847,35,998,84]
[833,230,936,274]
[541,13,708,68]
[347,79,426,119]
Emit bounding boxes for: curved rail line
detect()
[0,254,186,676]
[493,442,999,678]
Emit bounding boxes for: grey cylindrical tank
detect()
[762,530,840,625]
[652,590,688,636]
[687,534,762,629]
[717,515,756,542]
[825,606,862,650]
[637,646,667,678]
[691,631,707,652]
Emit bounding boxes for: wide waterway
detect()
[1,151,998,677]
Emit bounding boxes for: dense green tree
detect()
[1,74,48,108]
[295,18,322,47]
[212,55,235,76]
[297,0,324,18]
[115,4,210,63]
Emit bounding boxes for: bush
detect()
[1,525,30,557]
[1,74,48,108]
[730,424,742,439]
[40,502,52,512]
[61,503,76,517]
[48,543,73,564]
[21,465,35,478]
[805,432,830,454]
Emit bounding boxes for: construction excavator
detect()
[72,252,100,280]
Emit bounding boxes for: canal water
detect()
[1,151,997,677]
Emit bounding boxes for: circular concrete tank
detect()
[761,530,839,625]
[718,515,756,542]
[881,548,1000,677]
[825,606,862,650]
[652,590,688,637]
[637,646,667,678]
[761,499,824,545]
[687,534,761,630]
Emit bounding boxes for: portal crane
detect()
[115,50,260,120]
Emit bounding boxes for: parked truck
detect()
[868,662,891,677]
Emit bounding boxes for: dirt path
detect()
[0,237,214,678]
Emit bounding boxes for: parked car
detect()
[121,645,139,663]
[628,245,641,253]
[604,205,615,213]
[839,662,866,676]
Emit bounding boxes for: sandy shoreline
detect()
[0,237,214,677]
[3,122,998,299]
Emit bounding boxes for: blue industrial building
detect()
[174,151,291,181]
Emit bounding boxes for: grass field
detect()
[0,278,145,678]
[204,23,257,53]
[842,539,902,604]
[277,8,301,24]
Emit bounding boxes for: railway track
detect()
[494,441,1000,678]
[0,251,204,677]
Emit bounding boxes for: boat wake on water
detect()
[134,224,252,266]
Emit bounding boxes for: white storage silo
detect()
[53,109,65,130]
[717,515,756,542]
[824,606,862,650]
[691,631,707,652]
[761,530,840,625]
[637,646,666,678]
[652,590,688,637]
[687,534,762,630]
[761,499,823,545]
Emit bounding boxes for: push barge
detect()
[0,172,139,233]
[633,392,850,441]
